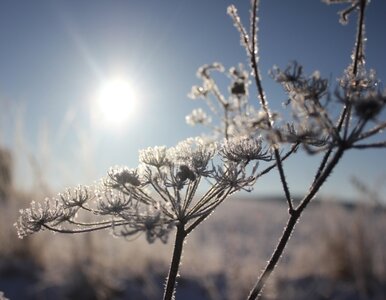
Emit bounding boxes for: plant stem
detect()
[224,104,230,140]
[297,147,345,213]
[163,222,187,300]
[247,211,300,300]
[247,147,345,300]
[249,0,294,211]
[352,0,366,77]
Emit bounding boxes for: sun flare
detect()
[96,78,136,126]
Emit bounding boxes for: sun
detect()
[96,78,136,127]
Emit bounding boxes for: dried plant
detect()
[16,136,275,299]
[15,0,386,299]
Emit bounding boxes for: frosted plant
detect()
[14,0,386,299]
[187,62,272,140]
[220,135,271,163]
[223,0,386,299]
[16,136,274,300]
[185,108,212,126]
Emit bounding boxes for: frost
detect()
[185,108,212,126]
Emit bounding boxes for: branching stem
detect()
[247,211,299,300]
[247,147,345,300]
[247,1,369,299]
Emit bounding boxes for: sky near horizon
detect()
[0,0,385,200]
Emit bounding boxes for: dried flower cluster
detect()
[16,137,269,243]
[187,63,270,139]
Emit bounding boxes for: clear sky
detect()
[0,0,385,200]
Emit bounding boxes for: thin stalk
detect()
[315,0,367,185]
[255,143,299,179]
[352,141,386,149]
[352,0,366,77]
[249,0,293,211]
[312,147,333,184]
[343,0,367,140]
[247,211,299,300]
[182,178,200,213]
[186,189,232,235]
[224,104,230,140]
[163,222,187,300]
[357,122,386,140]
[247,147,345,300]
[43,222,125,234]
[273,150,294,212]
[297,147,345,212]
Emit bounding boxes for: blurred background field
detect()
[1,145,385,300]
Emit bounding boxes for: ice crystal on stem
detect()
[323,0,366,25]
[185,108,212,126]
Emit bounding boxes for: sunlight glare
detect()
[96,78,136,127]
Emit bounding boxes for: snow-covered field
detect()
[1,196,385,299]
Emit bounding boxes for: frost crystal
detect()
[220,136,271,163]
[97,189,132,216]
[108,167,142,187]
[212,162,257,191]
[139,146,170,168]
[59,185,90,208]
[186,108,212,126]
[15,199,65,238]
[171,137,216,175]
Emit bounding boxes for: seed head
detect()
[139,146,170,168]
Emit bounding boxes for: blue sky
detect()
[0,0,385,200]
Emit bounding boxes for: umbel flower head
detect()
[139,146,170,168]
[186,108,212,126]
[15,199,66,239]
[220,136,271,163]
[15,137,266,242]
[187,63,259,139]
